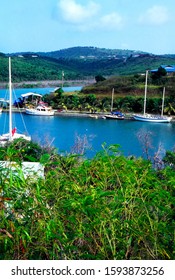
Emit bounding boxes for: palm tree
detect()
[85,103,93,113]
[61,103,67,111]
[164,103,175,115]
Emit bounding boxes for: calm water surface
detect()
[0,112,175,158]
[0,86,174,158]
[0,86,82,100]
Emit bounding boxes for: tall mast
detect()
[9,57,12,141]
[161,87,165,117]
[61,71,64,88]
[111,88,114,112]
[143,70,148,115]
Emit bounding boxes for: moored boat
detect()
[104,88,125,120]
[133,71,172,123]
[0,57,31,146]
[25,104,55,116]
[133,113,172,123]
[105,111,125,120]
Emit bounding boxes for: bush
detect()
[0,139,56,162]
[0,144,175,260]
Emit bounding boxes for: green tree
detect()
[164,102,175,115]
[163,150,175,168]
[151,66,167,85]
[95,75,106,83]
[85,94,96,105]
[54,87,64,97]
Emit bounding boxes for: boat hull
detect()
[105,115,124,120]
[133,114,172,123]
[0,133,31,146]
[104,112,125,120]
[25,109,55,116]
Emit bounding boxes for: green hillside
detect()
[38,46,147,59]
[0,56,84,83]
[81,74,175,97]
[0,47,175,83]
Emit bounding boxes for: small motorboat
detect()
[104,111,125,120]
[25,104,55,116]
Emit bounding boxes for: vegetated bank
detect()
[39,73,175,116]
[0,139,175,260]
[1,51,175,115]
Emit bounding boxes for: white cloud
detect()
[56,0,125,32]
[138,5,169,25]
[100,12,124,29]
[58,0,100,24]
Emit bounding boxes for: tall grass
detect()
[0,144,175,259]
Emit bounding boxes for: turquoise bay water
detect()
[0,86,174,158]
[0,112,175,158]
[0,86,82,100]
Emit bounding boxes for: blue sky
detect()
[1,0,175,54]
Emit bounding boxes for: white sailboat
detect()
[133,71,172,123]
[0,57,31,146]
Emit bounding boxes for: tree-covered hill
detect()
[82,72,175,98]
[38,46,147,59]
[0,56,85,83]
[0,46,175,83]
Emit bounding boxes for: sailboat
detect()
[104,88,125,120]
[0,57,31,146]
[133,70,172,123]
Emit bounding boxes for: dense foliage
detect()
[1,47,175,82]
[0,139,54,162]
[0,140,175,260]
[42,89,175,115]
[39,46,141,59]
[82,73,175,95]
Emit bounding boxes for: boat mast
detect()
[9,57,12,141]
[143,70,148,115]
[61,71,64,88]
[161,87,165,117]
[111,88,114,112]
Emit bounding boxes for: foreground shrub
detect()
[0,138,57,162]
[0,145,175,259]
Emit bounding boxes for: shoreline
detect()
[0,79,94,89]
[1,108,133,119]
[2,108,174,121]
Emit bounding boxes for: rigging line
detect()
[2,111,7,134]
[12,88,30,136]
[16,106,30,135]
[2,88,9,134]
